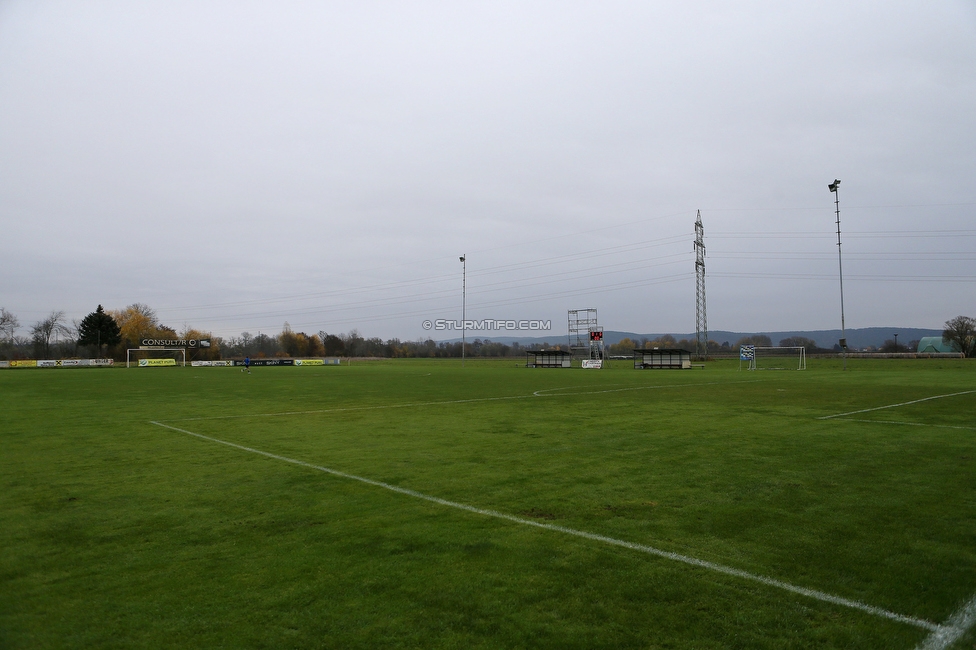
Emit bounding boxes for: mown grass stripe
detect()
[164,379,763,422]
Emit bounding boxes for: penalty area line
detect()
[150,420,940,634]
[818,390,976,420]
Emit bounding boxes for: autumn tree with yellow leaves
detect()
[107,304,176,357]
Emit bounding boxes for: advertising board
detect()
[140,338,211,349]
[1,358,115,368]
[138,358,177,367]
[247,359,295,366]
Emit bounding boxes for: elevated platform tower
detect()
[568,308,607,365]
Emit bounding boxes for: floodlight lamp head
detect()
[828,179,840,193]
[459,255,465,262]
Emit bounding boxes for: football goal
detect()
[742,346,806,370]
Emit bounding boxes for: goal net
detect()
[746,346,806,370]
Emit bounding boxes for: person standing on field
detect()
[243,356,250,374]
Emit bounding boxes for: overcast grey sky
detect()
[1,1,974,341]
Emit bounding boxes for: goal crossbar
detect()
[744,346,806,371]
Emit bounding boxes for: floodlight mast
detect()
[829,179,847,370]
[460,255,466,368]
[694,210,708,362]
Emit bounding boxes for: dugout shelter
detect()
[634,348,692,369]
[526,350,572,368]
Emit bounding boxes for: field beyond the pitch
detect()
[2,358,975,648]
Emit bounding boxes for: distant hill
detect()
[450,327,943,350]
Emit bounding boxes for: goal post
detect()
[748,346,806,371]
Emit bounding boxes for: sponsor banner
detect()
[254,358,294,366]
[230,358,340,366]
[0,359,116,369]
[740,346,755,361]
[581,359,603,369]
[139,358,177,367]
[237,358,294,366]
[191,361,212,367]
[140,338,211,348]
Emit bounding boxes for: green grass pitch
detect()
[2,359,975,648]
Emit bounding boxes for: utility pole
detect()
[460,255,466,368]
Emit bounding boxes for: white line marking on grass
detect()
[841,419,976,431]
[818,391,976,420]
[150,420,940,633]
[917,593,976,650]
[167,380,761,422]
[532,385,591,396]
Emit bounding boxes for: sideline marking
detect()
[842,419,976,432]
[917,593,976,650]
[818,390,976,420]
[167,379,761,422]
[151,420,940,634]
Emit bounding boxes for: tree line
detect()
[607,334,839,356]
[223,327,561,359]
[2,305,974,360]
[0,304,568,361]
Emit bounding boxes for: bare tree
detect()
[943,316,976,357]
[0,307,19,343]
[779,336,819,352]
[31,311,73,358]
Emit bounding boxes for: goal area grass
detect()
[2,358,975,648]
